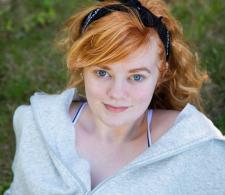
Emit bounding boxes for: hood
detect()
[30,88,224,172]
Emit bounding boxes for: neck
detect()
[86,106,148,144]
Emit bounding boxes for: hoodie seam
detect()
[130,135,216,167]
[90,136,216,194]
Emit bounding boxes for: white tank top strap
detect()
[147,109,153,147]
[72,102,87,124]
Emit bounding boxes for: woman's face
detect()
[83,36,162,128]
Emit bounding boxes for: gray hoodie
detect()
[4,88,225,195]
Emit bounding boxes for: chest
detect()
[75,124,148,189]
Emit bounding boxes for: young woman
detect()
[5,0,225,194]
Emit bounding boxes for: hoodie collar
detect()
[30,88,223,171]
[128,102,223,167]
[30,88,85,179]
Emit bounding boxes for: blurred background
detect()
[0,0,224,192]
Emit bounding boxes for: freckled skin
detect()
[83,36,162,130]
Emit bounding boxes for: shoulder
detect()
[13,105,33,129]
[195,138,225,176]
[12,105,36,145]
[152,103,209,131]
[211,138,225,155]
[153,109,180,122]
[69,101,84,119]
[151,109,180,144]
[30,88,76,104]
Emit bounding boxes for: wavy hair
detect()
[58,0,208,111]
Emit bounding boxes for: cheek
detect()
[131,80,157,103]
[130,89,153,106]
[84,76,106,99]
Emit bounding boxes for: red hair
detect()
[58,0,207,111]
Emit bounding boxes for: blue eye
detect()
[130,74,144,81]
[96,70,110,78]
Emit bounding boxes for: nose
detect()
[107,78,128,100]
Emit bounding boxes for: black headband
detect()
[80,0,171,60]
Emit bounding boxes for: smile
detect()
[103,103,129,113]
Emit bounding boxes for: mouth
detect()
[103,103,129,113]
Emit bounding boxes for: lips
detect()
[104,103,129,113]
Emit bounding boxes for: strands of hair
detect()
[59,0,207,111]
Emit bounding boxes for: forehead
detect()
[96,35,162,71]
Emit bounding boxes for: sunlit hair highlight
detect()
[59,0,207,111]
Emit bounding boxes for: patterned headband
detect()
[80,0,171,60]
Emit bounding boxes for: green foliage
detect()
[0,0,80,188]
[0,0,62,35]
[0,182,10,194]
[215,116,225,133]
[171,0,225,133]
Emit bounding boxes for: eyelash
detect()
[94,70,146,82]
[95,70,110,78]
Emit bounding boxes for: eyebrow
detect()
[94,66,151,74]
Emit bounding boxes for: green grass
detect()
[171,0,225,130]
[0,0,92,190]
[0,0,224,191]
